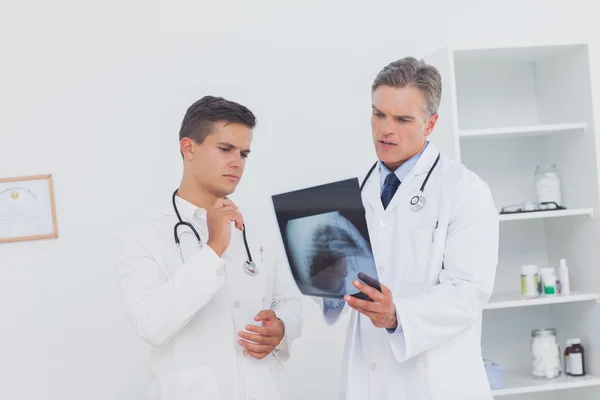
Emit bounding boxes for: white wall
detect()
[1,1,599,399]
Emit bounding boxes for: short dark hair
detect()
[178,95,257,145]
[371,57,442,117]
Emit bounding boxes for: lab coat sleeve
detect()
[115,234,226,347]
[270,249,304,363]
[320,297,346,325]
[309,296,348,325]
[308,296,346,326]
[388,176,499,362]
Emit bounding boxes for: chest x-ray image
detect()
[271,178,379,299]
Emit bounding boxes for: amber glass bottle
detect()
[569,339,586,377]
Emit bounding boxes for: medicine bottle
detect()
[569,339,586,376]
[559,259,571,295]
[564,339,572,375]
[521,265,540,298]
[543,270,558,296]
[535,164,562,206]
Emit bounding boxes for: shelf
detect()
[460,122,587,139]
[454,43,586,64]
[492,368,600,396]
[485,292,600,310]
[499,208,594,222]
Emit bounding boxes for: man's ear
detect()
[180,137,195,161]
[424,114,438,137]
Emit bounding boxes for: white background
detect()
[1,0,599,399]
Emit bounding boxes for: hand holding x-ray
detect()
[345,275,397,329]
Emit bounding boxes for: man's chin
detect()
[214,185,237,198]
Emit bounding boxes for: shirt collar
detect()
[174,195,207,226]
[379,141,429,189]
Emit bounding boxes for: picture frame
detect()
[0,174,59,244]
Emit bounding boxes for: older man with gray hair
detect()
[318,57,499,399]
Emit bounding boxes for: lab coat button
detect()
[243,349,248,356]
[234,301,240,309]
[380,219,388,227]
[371,362,377,371]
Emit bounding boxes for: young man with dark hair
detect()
[115,95,303,400]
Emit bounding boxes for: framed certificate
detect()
[0,174,59,243]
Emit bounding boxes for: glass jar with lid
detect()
[531,328,562,379]
[535,164,562,206]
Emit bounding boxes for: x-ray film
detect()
[271,178,380,299]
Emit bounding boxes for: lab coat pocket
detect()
[268,357,290,399]
[256,259,274,309]
[404,228,435,283]
[157,366,220,400]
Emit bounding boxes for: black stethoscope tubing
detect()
[172,189,257,275]
[360,152,441,210]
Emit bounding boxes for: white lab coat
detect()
[115,196,303,400]
[322,142,499,400]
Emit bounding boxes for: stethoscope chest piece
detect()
[410,194,426,212]
[244,261,259,275]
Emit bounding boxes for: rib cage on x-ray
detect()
[284,211,377,295]
[272,177,379,298]
[306,216,363,278]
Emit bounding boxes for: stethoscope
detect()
[172,189,258,275]
[360,152,441,211]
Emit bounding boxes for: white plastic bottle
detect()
[535,164,562,206]
[540,267,557,296]
[559,259,570,295]
[544,271,558,296]
[521,264,540,298]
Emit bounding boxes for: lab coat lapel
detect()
[383,143,439,216]
[361,166,383,214]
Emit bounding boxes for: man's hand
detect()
[206,198,244,256]
[237,310,285,360]
[344,280,398,330]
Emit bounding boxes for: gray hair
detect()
[371,57,442,118]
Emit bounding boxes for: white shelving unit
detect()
[498,208,594,222]
[460,122,588,140]
[493,368,600,397]
[425,42,600,400]
[485,292,600,310]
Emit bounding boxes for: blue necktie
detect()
[381,172,400,209]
